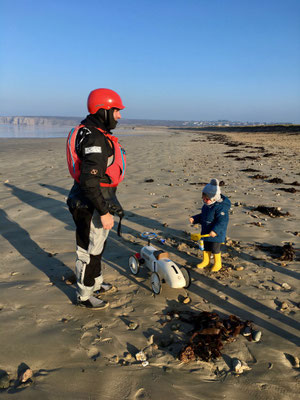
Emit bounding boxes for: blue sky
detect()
[1,0,299,122]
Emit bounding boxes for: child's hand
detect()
[189,217,194,224]
[209,231,217,237]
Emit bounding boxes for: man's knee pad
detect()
[75,259,86,284]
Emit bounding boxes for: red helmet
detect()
[87,88,125,114]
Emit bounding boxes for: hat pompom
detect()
[209,178,219,186]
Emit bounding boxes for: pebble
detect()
[142,361,149,367]
[281,283,291,290]
[135,351,147,362]
[235,266,244,271]
[183,296,191,304]
[128,322,139,330]
[252,330,262,342]
[19,368,33,383]
[280,301,289,311]
[232,358,242,372]
[242,326,252,337]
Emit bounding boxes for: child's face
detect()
[202,193,213,205]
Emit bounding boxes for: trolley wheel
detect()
[129,255,140,275]
[181,267,191,288]
[151,272,161,295]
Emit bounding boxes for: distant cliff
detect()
[0,116,81,126]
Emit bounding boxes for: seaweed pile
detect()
[254,205,290,218]
[280,243,295,261]
[179,312,254,363]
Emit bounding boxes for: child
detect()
[190,178,231,272]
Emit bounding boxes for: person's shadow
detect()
[0,208,74,302]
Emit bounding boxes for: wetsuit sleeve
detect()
[78,129,110,215]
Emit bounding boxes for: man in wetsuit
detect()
[66,88,126,309]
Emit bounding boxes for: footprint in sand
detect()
[80,322,102,360]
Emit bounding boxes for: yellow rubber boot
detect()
[197,251,211,269]
[211,253,222,272]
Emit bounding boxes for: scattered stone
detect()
[232,358,242,372]
[18,367,33,383]
[145,178,154,183]
[281,283,291,291]
[142,361,149,367]
[151,203,158,208]
[128,322,139,330]
[268,362,273,369]
[252,330,262,342]
[235,266,244,271]
[135,351,147,362]
[183,296,191,304]
[110,355,119,364]
[280,301,289,311]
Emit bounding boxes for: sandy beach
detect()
[0,126,299,399]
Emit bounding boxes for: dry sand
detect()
[0,126,299,399]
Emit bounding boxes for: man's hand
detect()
[101,212,114,230]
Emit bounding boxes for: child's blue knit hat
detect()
[203,178,221,201]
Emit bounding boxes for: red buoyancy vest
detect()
[66,124,126,187]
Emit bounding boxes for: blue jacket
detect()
[192,195,231,243]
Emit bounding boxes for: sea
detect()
[0,124,73,138]
[0,124,135,138]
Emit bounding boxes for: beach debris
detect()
[254,206,290,218]
[280,301,289,311]
[128,321,139,330]
[135,351,147,362]
[255,242,295,261]
[142,361,149,367]
[251,174,268,179]
[145,178,154,183]
[281,282,291,291]
[17,366,33,386]
[178,312,260,363]
[178,294,191,304]
[268,177,283,184]
[232,358,252,374]
[278,187,298,193]
[279,243,295,261]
